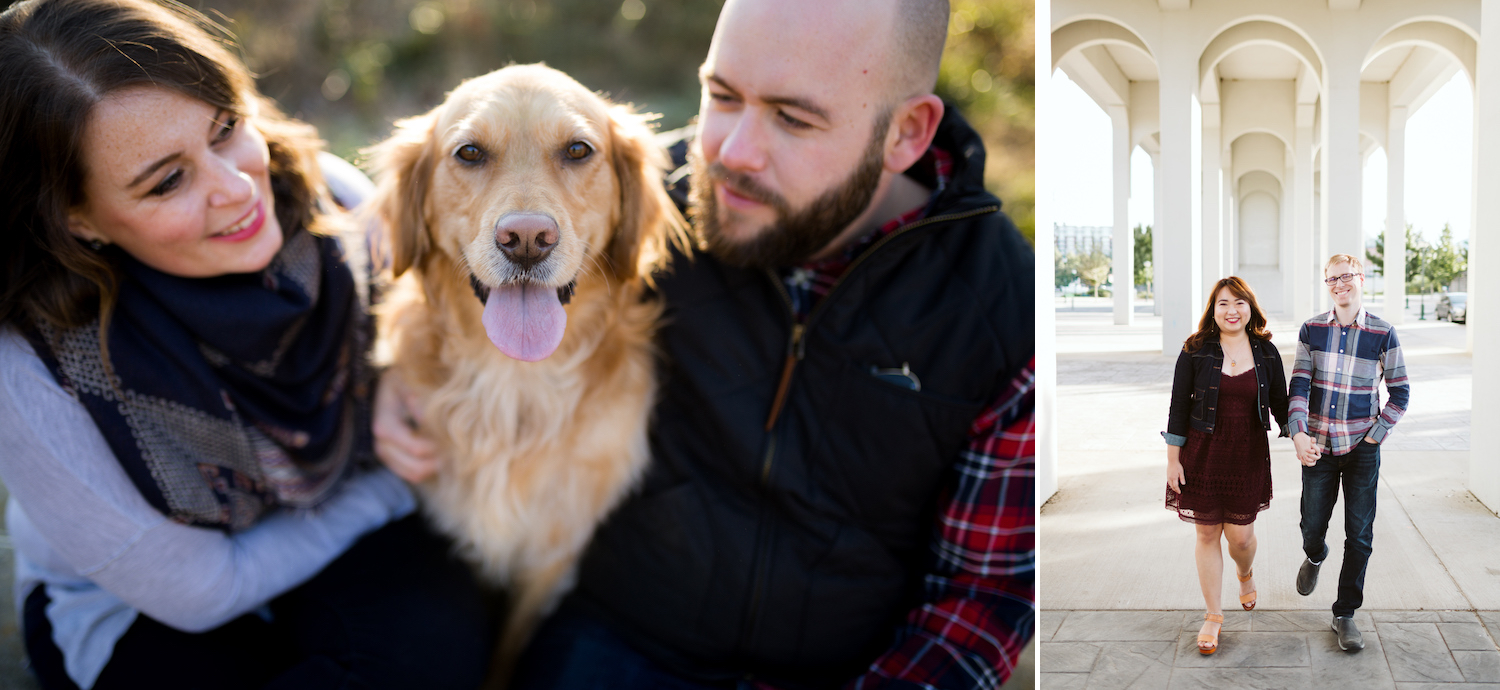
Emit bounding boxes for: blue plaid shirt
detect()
[1287,309,1409,456]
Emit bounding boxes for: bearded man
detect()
[376,0,1036,686]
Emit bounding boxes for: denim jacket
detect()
[1164,335,1290,446]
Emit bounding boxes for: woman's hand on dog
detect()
[374,369,441,482]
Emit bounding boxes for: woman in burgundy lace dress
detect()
[1163,277,1289,655]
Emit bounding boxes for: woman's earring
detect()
[88,239,105,251]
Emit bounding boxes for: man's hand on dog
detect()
[374,369,441,482]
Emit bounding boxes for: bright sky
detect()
[1047,69,1473,247]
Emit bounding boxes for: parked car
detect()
[1437,292,1467,323]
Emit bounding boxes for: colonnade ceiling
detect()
[1358,21,1476,155]
[1052,1,1480,162]
[1232,132,1287,186]
[1198,20,1322,106]
[1238,170,1281,202]
[1052,18,1156,116]
[1220,80,1295,152]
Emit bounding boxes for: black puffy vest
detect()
[572,108,1034,688]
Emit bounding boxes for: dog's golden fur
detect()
[367,64,683,673]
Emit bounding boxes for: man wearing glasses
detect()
[1288,253,1409,652]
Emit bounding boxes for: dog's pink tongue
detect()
[481,284,567,361]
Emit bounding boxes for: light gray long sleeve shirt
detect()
[0,328,415,689]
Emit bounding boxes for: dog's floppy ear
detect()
[367,111,438,278]
[607,105,688,283]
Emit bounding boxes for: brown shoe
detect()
[1238,568,1257,611]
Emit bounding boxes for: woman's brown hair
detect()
[1182,276,1273,353]
[0,0,330,332]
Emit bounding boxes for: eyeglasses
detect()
[1324,273,1363,286]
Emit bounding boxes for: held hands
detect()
[1292,432,1321,467]
[373,368,442,483]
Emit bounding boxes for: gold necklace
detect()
[1226,344,1245,370]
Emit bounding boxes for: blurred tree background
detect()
[4,0,1033,241]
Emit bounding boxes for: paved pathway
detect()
[1042,299,1490,687]
[1040,609,1500,689]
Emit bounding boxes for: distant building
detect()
[1055,224,1112,256]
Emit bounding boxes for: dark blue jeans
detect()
[1300,440,1381,618]
[513,602,753,690]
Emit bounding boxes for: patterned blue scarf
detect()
[27,227,371,531]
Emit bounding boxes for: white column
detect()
[1282,155,1296,316]
[1292,107,1317,323]
[1470,0,1500,512]
[1321,48,1363,264]
[1385,106,1407,325]
[1110,105,1134,325]
[1034,0,1056,502]
[1202,105,1223,297]
[1153,152,1165,317]
[1224,161,1235,275]
[1159,35,1201,353]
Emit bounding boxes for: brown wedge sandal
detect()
[1199,612,1224,655]
[1238,568,1257,610]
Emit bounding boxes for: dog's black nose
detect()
[495,213,559,269]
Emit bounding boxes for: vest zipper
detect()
[738,274,798,652]
[737,203,999,654]
[758,204,998,432]
[763,323,805,432]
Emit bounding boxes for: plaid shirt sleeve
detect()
[1367,327,1409,443]
[846,359,1036,690]
[1287,323,1314,438]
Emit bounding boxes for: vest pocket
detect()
[810,359,986,538]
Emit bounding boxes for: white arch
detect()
[1220,80,1297,150]
[1199,19,1324,97]
[1365,19,1478,88]
[1239,170,1282,201]
[1231,132,1288,186]
[1051,18,1155,73]
[1228,128,1290,152]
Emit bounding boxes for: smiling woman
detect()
[67,88,285,277]
[0,1,491,689]
[1163,276,1289,656]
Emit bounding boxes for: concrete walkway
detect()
[1041,298,1493,687]
[1040,609,1500,688]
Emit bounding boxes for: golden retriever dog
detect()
[367,63,683,678]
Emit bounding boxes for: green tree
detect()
[1426,224,1468,291]
[1369,225,1438,295]
[1055,251,1078,289]
[1366,223,1424,282]
[1133,224,1152,290]
[1069,247,1111,296]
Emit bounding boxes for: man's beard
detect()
[688,111,891,269]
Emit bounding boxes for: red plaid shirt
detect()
[769,149,1036,689]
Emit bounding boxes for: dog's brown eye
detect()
[455,144,484,163]
[565,142,592,160]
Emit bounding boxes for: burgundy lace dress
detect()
[1165,367,1272,525]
